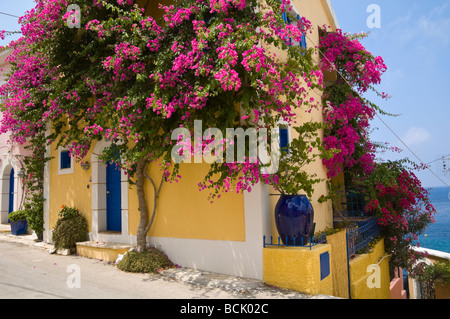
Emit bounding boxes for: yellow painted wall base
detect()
[327,230,349,298]
[263,245,333,296]
[76,241,132,263]
[436,283,450,299]
[349,239,391,299]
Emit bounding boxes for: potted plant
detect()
[271,121,337,245]
[52,206,89,254]
[8,210,28,236]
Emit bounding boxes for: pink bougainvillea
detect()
[0,0,321,198]
[322,95,376,178]
[318,29,386,179]
[319,28,387,93]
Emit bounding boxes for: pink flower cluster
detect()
[0,0,64,144]
[320,29,387,93]
[103,42,144,81]
[214,65,241,91]
[365,169,436,253]
[322,96,376,178]
[209,0,246,14]
[198,159,280,202]
[161,4,198,29]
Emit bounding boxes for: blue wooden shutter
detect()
[281,11,293,46]
[279,126,289,154]
[320,252,330,280]
[60,150,71,169]
[8,168,14,215]
[282,11,288,23]
[297,14,307,51]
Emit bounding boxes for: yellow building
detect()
[43,0,340,282]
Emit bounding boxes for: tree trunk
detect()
[134,157,164,253]
[135,158,149,252]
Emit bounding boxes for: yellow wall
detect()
[348,239,391,299]
[327,229,349,298]
[48,144,94,232]
[128,161,246,241]
[436,283,450,299]
[263,244,333,296]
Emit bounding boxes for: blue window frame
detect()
[297,14,307,51]
[281,9,307,52]
[9,168,14,215]
[60,150,71,170]
[279,126,289,154]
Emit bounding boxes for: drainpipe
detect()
[346,229,352,299]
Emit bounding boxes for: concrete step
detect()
[76,241,133,263]
[0,224,11,233]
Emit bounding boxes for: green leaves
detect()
[8,210,28,223]
[275,121,339,197]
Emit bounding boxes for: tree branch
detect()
[143,168,165,235]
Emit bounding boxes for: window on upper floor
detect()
[58,148,74,175]
[279,125,290,154]
[60,150,71,169]
[281,6,307,52]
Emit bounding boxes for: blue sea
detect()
[417,187,450,254]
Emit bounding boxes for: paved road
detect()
[0,240,241,299]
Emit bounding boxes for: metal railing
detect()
[346,218,380,257]
[263,232,327,250]
[333,189,373,219]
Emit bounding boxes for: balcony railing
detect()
[346,218,381,257]
[333,189,373,221]
[263,232,327,250]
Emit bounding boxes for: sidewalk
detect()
[0,224,339,299]
[0,224,53,250]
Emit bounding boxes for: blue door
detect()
[8,168,14,215]
[106,161,122,232]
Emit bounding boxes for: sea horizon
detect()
[417,186,450,254]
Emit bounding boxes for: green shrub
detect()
[8,210,27,223]
[117,248,174,274]
[23,195,45,235]
[52,206,88,250]
[58,205,82,220]
[416,261,450,285]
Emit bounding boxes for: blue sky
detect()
[1,0,450,188]
[0,0,35,45]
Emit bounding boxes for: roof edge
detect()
[320,0,340,30]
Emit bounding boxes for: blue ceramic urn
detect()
[274,194,314,246]
[10,219,28,236]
